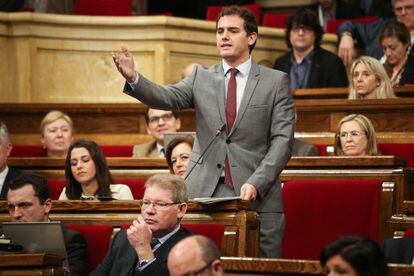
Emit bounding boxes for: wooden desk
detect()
[222,257,414,276]
[0,199,260,257]
[0,253,64,275]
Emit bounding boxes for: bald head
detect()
[168,235,224,276]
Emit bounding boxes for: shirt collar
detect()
[156,143,164,156]
[291,50,315,65]
[157,225,181,244]
[222,57,252,77]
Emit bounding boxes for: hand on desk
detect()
[240,183,257,201]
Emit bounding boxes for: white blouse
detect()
[58,184,134,200]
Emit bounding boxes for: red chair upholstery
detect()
[326,16,378,34]
[116,178,147,199]
[378,143,414,168]
[206,4,261,22]
[404,227,414,238]
[314,144,328,156]
[261,13,291,28]
[67,225,113,275]
[10,145,46,157]
[74,0,132,16]
[47,179,66,200]
[282,180,382,260]
[120,223,224,249]
[100,145,133,157]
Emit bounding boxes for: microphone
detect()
[184,124,226,181]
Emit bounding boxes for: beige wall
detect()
[0,12,338,103]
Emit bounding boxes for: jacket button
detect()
[226,139,231,144]
[217,164,222,169]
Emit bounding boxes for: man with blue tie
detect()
[112,5,295,257]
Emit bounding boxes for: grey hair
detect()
[0,122,10,144]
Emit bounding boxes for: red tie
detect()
[224,68,238,189]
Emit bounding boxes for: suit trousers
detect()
[212,182,285,258]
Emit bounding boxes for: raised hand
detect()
[112,45,136,83]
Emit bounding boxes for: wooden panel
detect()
[292,87,414,99]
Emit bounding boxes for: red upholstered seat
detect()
[47,179,66,200]
[67,225,113,275]
[120,223,224,248]
[116,178,147,199]
[282,180,381,260]
[206,4,261,22]
[404,227,414,238]
[74,0,132,16]
[314,144,328,156]
[10,145,46,157]
[261,13,291,28]
[378,143,414,168]
[326,16,378,34]
[100,145,133,157]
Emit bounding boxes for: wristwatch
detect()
[139,259,151,267]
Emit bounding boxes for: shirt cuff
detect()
[138,258,156,271]
[127,72,139,87]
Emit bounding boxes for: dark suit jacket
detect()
[292,139,319,156]
[273,47,348,89]
[382,237,414,264]
[91,227,192,276]
[309,1,363,21]
[0,167,25,199]
[62,225,88,276]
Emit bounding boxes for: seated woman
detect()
[59,139,133,200]
[165,136,194,178]
[348,56,396,99]
[320,236,389,276]
[380,21,414,87]
[40,110,74,158]
[334,114,379,156]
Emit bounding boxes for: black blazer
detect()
[62,225,88,276]
[273,47,348,89]
[382,237,414,265]
[91,226,192,276]
[0,167,25,199]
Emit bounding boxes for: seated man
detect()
[274,8,348,90]
[168,235,224,276]
[0,122,25,199]
[91,173,192,276]
[6,172,87,275]
[133,108,181,157]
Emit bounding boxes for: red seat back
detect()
[261,13,291,28]
[67,225,113,275]
[116,178,147,199]
[282,180,381,259]
[326,16,378,34]
[378,143,414,167]
[10,145,46,157]
[74,0,132,16]
[206,4,261,22]
[404,227,414,238]
[100,145,133,157]
[314,144,328,156]
[47,179,66,200]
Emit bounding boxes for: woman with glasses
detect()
[334,114,379,156]
[380,21,414,87]
[165,136,194,178]
[348,56,396,99]
[59,139,133,200]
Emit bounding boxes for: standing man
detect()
[0,122,25,199]
[91,174,192,275]
[133,107,181,157]
[113,6,295,257]
[6,172,87,275]
[274,8,348,91]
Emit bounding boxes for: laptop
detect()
[2,221,69,271]
[163,132,196,151]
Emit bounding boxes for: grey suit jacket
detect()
[125,61,295,213]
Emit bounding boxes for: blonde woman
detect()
[348,56,396,99]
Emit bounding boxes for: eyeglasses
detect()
[291,24,314,33]
[395,5,414,14]
[140,200,181,210]
[183,259,215,276]
[148,113,174,124]
[339,131,365,139]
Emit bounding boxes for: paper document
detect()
[193,196,241,204]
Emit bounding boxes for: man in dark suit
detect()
[113,6,295,257]
[6,172,87,276]
[0,122,25,199]
[274,8,348,90]
[382,237,414,264]
[91,174,192,276]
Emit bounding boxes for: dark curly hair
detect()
[285,8,323,49]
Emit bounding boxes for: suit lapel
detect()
[214,64,227,129]
[307,48,320,88]
[230,62,260,136]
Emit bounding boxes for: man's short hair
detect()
[216,5,258,53]
[0,122,10,144]
[145,173,188,203]
[285,8,323,49]
[9,172,50,204]
[144,107,179,125]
